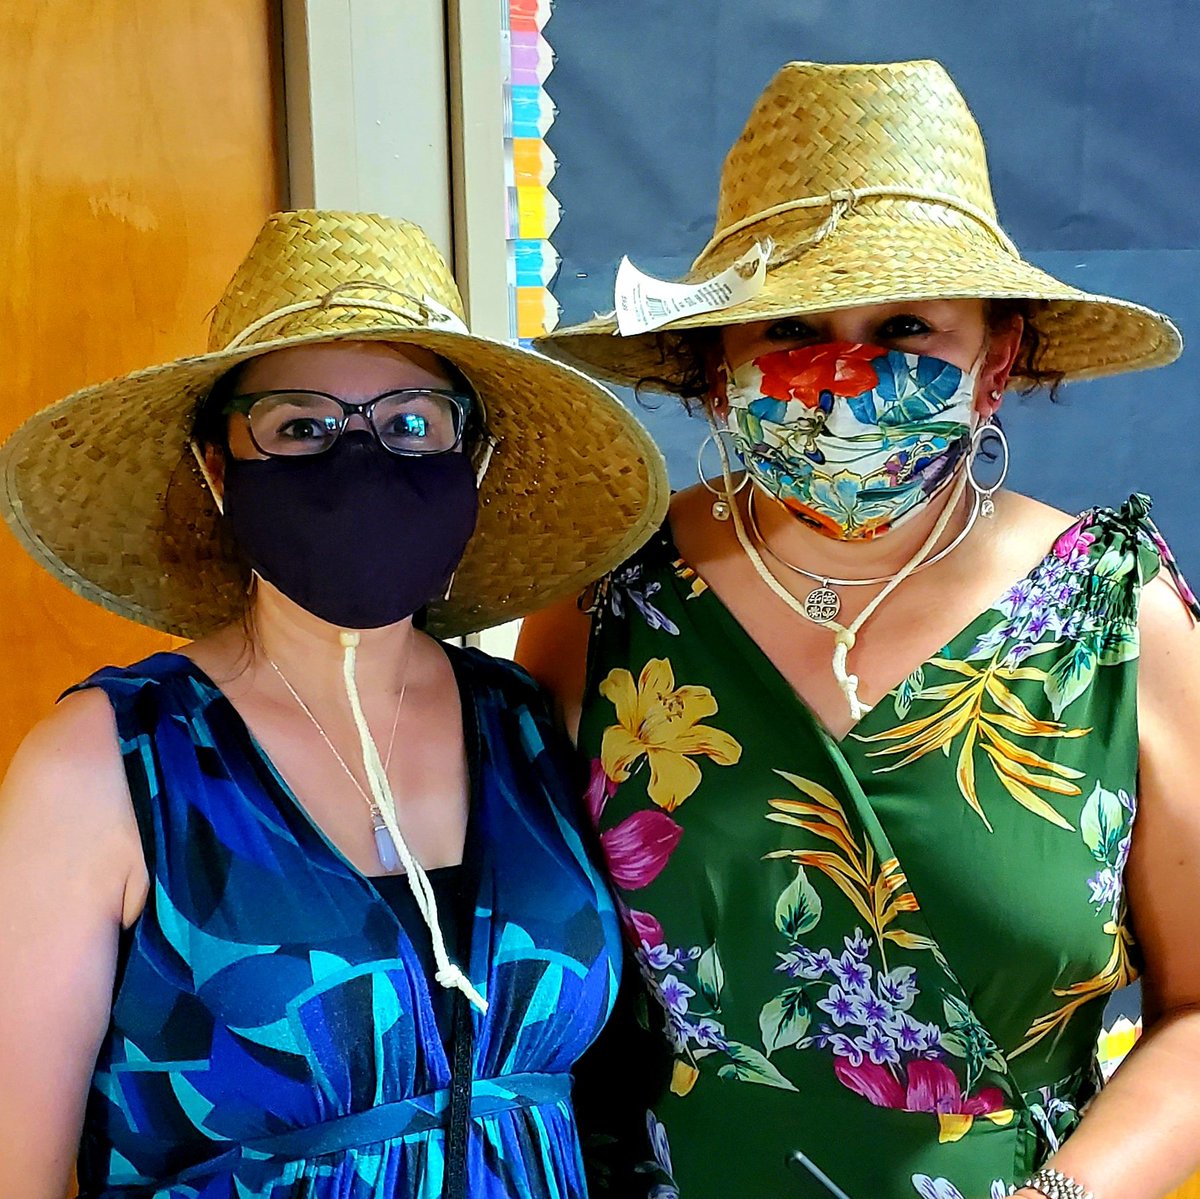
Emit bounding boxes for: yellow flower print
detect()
[599,658,742,810]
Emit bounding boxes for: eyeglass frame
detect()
[222,387,476,459]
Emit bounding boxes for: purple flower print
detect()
[823,1030,865,1067]
[844,929,872,960]
[856,1027,901,1066]
[857,991,892,1027]
[1024,611,1052,640]
[1087,867,1121,909]
[1000,579,1033,615]
[659,975,695,1016]
[642,942,698,972]
[1040,554,1067,582]
[890,1011,929,1053]
[609,563,681,635]
[645,1111,681,1199]
[877,966,918,1011]
[777,946,834,980]
[831,951,872,992]
[916,1023,944,1058]
[818,984,862,1027]
[1053,580,1079,607]
[691,1017,728,1050]
[913,1176,966,1199]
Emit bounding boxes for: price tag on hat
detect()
[613,241,770,337]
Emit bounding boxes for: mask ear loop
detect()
[442,433,498,602]
[189,439,225,515]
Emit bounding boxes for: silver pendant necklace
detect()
[264,639,412,872]
[744,487,981,623]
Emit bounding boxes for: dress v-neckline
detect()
[662,511,1088,746]
[162,649,482,918]
[163,648,479,880]
[159,648,485,1074]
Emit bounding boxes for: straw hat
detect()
[0,210,668,639]
[538,59,1181,389]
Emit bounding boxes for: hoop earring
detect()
[968,417,1009,518]
[443,569,457,602]
[697,428,748,521]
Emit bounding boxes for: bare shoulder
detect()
[0,689,138,1190]
[1138,570,1200,690]
[993,489,1077,545]
[1,688,141,923]
[5,687,124,799]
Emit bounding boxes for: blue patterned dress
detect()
[71,646,622,1198]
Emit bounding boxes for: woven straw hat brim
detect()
[537,205,1182,391]
[0,325,668,640]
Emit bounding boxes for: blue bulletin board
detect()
[543,1,1199,575]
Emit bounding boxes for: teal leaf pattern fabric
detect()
[71,646,621,1198]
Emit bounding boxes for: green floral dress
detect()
[577,495,1197,1199]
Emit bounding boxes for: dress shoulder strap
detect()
[1083,494,1199,623]
[61,652,205,882]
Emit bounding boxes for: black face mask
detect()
[221,433,478,629]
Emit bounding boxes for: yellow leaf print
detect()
[1011,920,1137,1060]
[764,770,928,972]
[936,1108,1014,1144]
[671,1059,700,1096]
[854,654,1089,832]
[672,556,709,599]
[599,658,742,811]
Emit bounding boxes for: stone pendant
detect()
[803,585,841,623]
[374,819,401,873]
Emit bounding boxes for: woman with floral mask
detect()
[520,61,1200,1199]
[0,211,668,1197]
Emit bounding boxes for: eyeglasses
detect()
[224,388,474,458]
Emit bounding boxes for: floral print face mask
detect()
[725,341,980,540]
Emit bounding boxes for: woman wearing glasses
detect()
[0,211,667,1198]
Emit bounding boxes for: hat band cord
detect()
[222,288,468,352]
[691,185,1019,271]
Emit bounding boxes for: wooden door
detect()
[0,1,283,768]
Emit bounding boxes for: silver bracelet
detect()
[1016,1167,1094,1199]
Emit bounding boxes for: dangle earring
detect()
[968,411,1009,518]
[697,426,749,521]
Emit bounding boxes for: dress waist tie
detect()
[168,1072,571,1181]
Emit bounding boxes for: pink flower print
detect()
[835,1057,905,1107]
[587,756,682,944]
[589,755,684,891]
[626,906,665,949]
[903,1059,1006,1116]
[601,809,684,890]
[585,758,618,825]
[1052,519,1095,564]
[834,1057,1005,1118]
